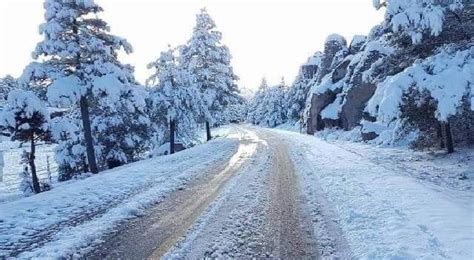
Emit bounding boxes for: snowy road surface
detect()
[0,125,472,259]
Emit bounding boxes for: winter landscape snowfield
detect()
[0,125,472,259]
[1,0,473,259]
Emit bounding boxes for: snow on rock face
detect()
[325,34,347,46]
[367,45,473,123]
[320,95,342,120]
[306,52,323,66]
[351,35,366,47]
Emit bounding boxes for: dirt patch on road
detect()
[262,131,319,258]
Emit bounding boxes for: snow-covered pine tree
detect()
[0,90,49,194]
[373,0,465,44]
[17,62,55,100]
[51,114,88,181]
[180,8,241,140]
[0,75,17,104]
[91,69,151,169]
[147,47,202,154]
[262,79,287,127]
[247,78,269,125]
[34,0,147,174]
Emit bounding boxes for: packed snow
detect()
[273,128,473,259]
[0,134,238,258]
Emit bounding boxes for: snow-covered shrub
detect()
[366,44,473,148]
[399,88,442,149]
[93,83,151,169]
[367,44,473,124]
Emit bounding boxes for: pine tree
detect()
[180,8,241,140]
[374,0,465,44]
[34,0,145,175]
[147,47,202,154]
[0,75,17,104]
[247,78,269,125]
[51,115,88,181]
[262,79,287,127]
[0,90,50,194]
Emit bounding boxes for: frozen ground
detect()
[0,125,472,259]
[274,128,473,259]
[0,132,239,258]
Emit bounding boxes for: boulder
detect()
[306,90,337,134]
[340,82,377,130]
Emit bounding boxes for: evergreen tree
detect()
[33,0,147,175]
[51,115,87,181]
[0,90,50,194]
[247,78,269,125]
[180,8,241,140]
[147,47,202,154]
[262,79,287,127]
[374,0,465,44]
[0,75,17,104]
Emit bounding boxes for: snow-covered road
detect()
[1,125,472,259]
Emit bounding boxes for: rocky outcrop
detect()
[306,35,348,134]
[315,34,348,84]
[349,35,367,54]
[306,89,337,134]
[340,51,384,130]
[340,82,377,130]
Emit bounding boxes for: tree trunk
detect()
[80,96,99,174]
[444,121,454,154]
[30,137,41,194]
[437,122,445,149]
[206,121,212,141]
[74,20,98,173]
[170,119,176,154]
